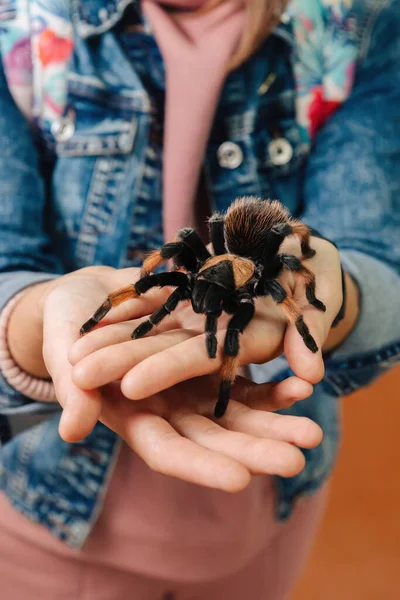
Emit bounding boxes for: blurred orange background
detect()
[293,367,400,600]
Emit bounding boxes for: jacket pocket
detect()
[54,96,138,158]
[49,81,148,267]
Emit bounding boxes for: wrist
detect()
[323,271,360,353]
[7,281,54,379]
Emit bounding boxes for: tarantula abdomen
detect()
[80,197,326,418]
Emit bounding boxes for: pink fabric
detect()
[143,0,244,241]
[0,292,56,401]
[0,446,329,598]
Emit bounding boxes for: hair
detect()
[224,196,290,257]
[202,0,289,70]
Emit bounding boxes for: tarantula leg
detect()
[216,356,242,418]
[80,272,189,335]
[298,266,326,312]
[267,280,318,353]
[289,221,316,259]
[280,297,318,353]
[141,241,198,276]
[208,214,227,256]
[278,254,326,312]
[141,243,179,276]
[215,296,255,418]
[141,229,211,277]
[203,284,224,358]
[177,228,211,262]
[192,279,210,314]
[80,284,138,335]
[135,271,189,291]
[132,285,191,339]
[205,312,222,358]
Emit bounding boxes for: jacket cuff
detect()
[331,250,400,358]
[321,250,400,396]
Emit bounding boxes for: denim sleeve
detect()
[0,54,63,412]
[301,0,400,396]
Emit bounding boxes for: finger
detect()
[101,399,251,493]
[58,388,103,444]
[120,320,283,400]
[231,375,313,411]
[283,306,326,384]
[283,266,341,384]
[189,375,313,412]
[71,329,196,390]
[165,376,319,448]
[68,313,181,365]
[278,237,342,383]
[169,413,306,477]
[43,317,103,443]
[217,400,323,449]
[121,334,220,399]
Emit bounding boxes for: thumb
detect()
[283,305,326,384]
[282,236,343,384]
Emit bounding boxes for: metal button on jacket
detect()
[268,137,293,166]
[51,115,75,142]
[217,141,243,169]
[98,7,109,21]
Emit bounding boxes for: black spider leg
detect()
[264,279,319,354]
[132,286,191,339]
[142,241,197,276]
[177,227,211,263]
[80,271,189,335]
[208,214,228,255]
[215,293,255,418]
[289,222,317,259]
[131,272,191,339]
[143,241,197,274]
[277,254,326,312]
[203,284,225,358]
[141,228,211,276]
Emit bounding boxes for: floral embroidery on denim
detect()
[0,0,73,121]
[291,0,357,140]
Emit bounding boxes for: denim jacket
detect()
[0,0,399,549]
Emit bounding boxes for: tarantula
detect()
[81,197,326,418]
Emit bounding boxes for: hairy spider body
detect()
[81,197,326,418]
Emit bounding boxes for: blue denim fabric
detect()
[0,0,399,548]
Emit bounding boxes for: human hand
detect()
[36,266,171,436]
[83,375,322,492]
[42,267,321,491]
[33,267,319,470]
[8,263,321,492]
[70,237,356,405]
